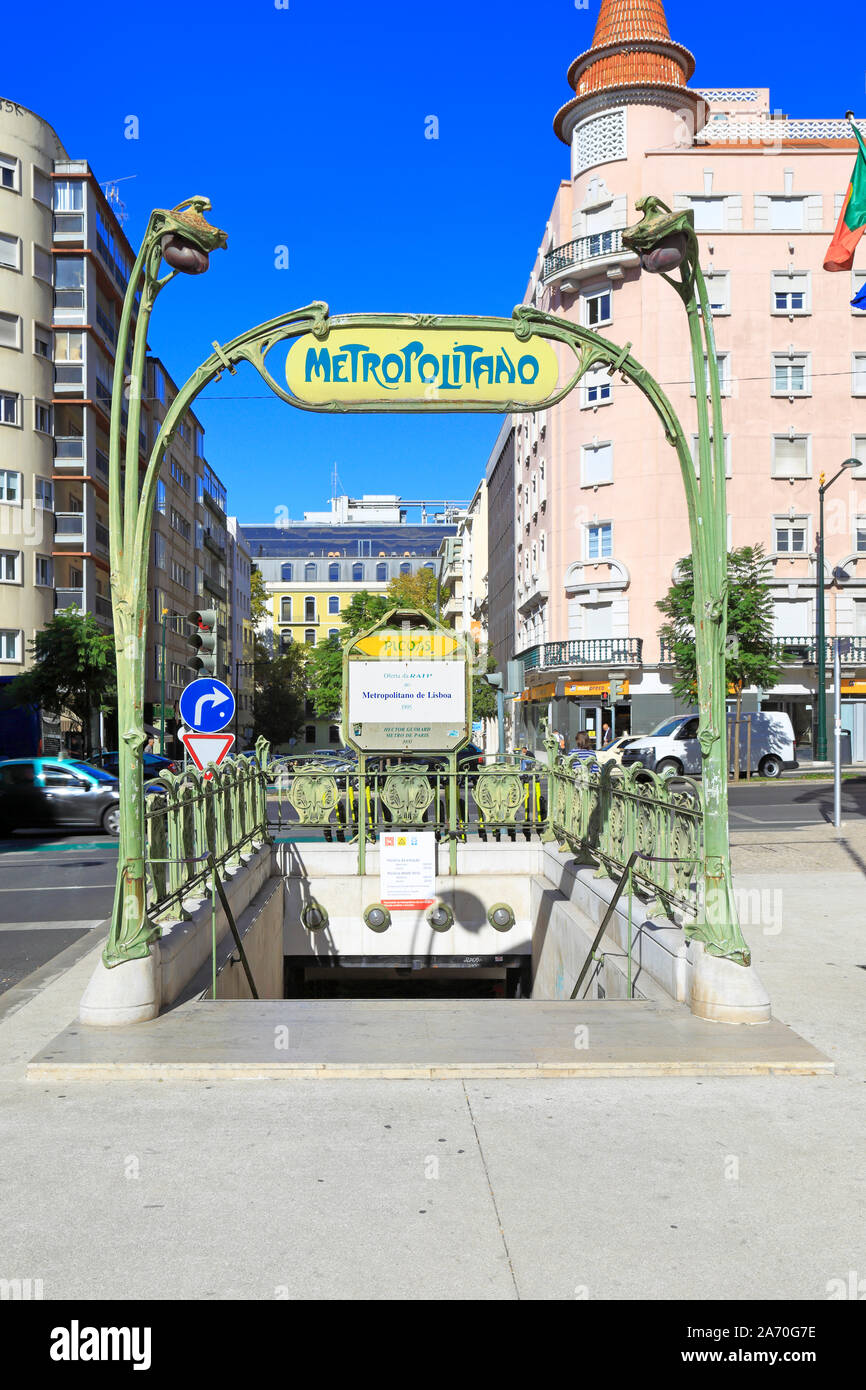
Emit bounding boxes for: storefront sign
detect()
[841,679,866,694]
[286,325,560,408]
[380,831,436,910]
[563,679,630,698]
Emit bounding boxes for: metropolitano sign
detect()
[286,324,560,409]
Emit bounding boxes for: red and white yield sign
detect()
[180,728,235,779]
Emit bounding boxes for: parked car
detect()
[595,735,636,767]
[97,750,180,780]
[621,711,798,780]
[0,757,121,836]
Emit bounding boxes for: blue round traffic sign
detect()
[179,677,235,733]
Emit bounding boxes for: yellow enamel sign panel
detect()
[354,630,461,660]
[285,326,560,407]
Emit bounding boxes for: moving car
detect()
[0,757,121,835]
[97,750,180,780]
[621,711,797,780]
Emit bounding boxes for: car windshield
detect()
[70,761,115,782]
[649,718,686,737]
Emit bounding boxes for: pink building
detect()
[511,0,866,757]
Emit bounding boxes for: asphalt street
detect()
[0,836,117,994]
[727,776,866,829]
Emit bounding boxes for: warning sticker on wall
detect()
[380,831,436,909]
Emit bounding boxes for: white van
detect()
[621,711,798,780]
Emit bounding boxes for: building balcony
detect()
[54,437,86,467]
[203,530,226,560]
[203,573,226,602]
[659,636,866,666]
[94,521,110,554]
[95,593,113,625]
[541,229,639,288]
[54,512,85,541]
[520,638,643,671]
[55,588,84,613]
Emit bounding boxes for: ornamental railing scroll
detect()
[143,739,269,921]
[544,749,703,919]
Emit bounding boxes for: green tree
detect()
[472,653,499,721]
[249,565,269,627]
[3,609,116,757]
[657,545,782,776]
[385,566,437,615]
[252,642,307,748]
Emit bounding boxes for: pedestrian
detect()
[569,730,597,764]
[601,721,612,746]
[144,735,155,755]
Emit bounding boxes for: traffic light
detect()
[187,608,217,674]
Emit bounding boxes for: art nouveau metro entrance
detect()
[36,189,823,1068]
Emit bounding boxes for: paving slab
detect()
[28,998,832,1081]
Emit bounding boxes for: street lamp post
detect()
[104,198,227,969]
[623,197,751,968]
[815,460,857,761]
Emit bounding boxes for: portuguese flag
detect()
[824,124,866,274]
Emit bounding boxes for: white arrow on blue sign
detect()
[179,677,235,733]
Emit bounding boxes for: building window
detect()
[34,477,53,510]
[328,595,339,614]
[582,367,612,408]
[54,257,86,318]
[153,367,166,404]
[690,434,732,477]
[328,561,339,581]
[586,522,613,560]
[772,436,810,479]
[328,628,339,639]
[851,436,866,478]
[0,154,18,191]
[280,597,292,622]
[0,629,21,661]
[375,562,387,581]
[0,469,21,503]
[0,391,20,426]
[305,629,316,646]
[581,441,613,487]
[34,401,52,433]
[852,354,866,396]
[156,480,166,514]
[305,725,316,743]
[774,517,809,554]
[304,596,316,622]
[0,312,20,349]
[329,725,340,744]
[352,562,363,581]
[0,551,20,582]
[769,197,805,231]
[701,271,731,315]
[154,532,166,570]
[34,325,50,358]
[689,197,726,231]
[582,287,611,328]
[0,232,20,270]
[54,329,84,386]
[35,554,53,587]
[691,353,731,396]
[304,561,316,581]
[279,631,292,653]
[170,458,189,490]
[399,561,411,575]
[33,245,52,283]
[53,179,84,212]
[772,353,810,396]
[772,271,810,315]
[852,267,866,314]
[281,562,293,581]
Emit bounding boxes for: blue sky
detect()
[7,0,862,520]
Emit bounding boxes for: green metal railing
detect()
[144,739,269,919]
[546,752,703,918]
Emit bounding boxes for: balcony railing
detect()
[55,588,84,611]
[203,529,226,559]
[54,512,84,539]
[95,593,113,623]
[94,449,109,479]
[542,228,635,284]
[660,636,866,665]
[95,521,110,552]
[520,638,643,671]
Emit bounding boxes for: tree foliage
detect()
[252,642,307,748]
[306,591,391,718]
[657,545,781,705]
[249,565,269,628]
[3,609,116,756]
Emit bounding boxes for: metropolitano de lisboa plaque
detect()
[342,610,471,754]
